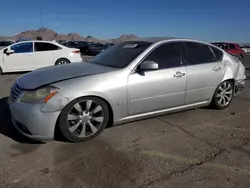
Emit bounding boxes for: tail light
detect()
[72,50,80,54]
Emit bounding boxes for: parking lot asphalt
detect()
[0,56,250,188]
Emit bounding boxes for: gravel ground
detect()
[0,55,250,188]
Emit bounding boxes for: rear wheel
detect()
[210,80,234,109]
[55,58,70,65]
[58,97,109,142]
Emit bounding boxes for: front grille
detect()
[10,83,24,102]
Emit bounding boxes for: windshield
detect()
[90,41,151,68]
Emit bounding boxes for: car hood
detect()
[16,62,117,90]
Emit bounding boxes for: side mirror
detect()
[140,60,159,71]
[4,49,14,55]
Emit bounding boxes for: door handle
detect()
[212,66,222,71]
[173,71,185,78]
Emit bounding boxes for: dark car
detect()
[85,43,108,56]
[63,41,114,56]
[0,40,15,49]
[212,42,246,60]
[104,43,115,48]
[63,41,91,55]
[57,40,66,44]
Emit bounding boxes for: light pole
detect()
[40,8,44,29]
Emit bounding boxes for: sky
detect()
[0,0,249,42]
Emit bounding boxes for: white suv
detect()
[0,40,83,74]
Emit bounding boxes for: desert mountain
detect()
[15,28,86,41]
[109,34,139,43]
[85,36,101,43]
[0,28,139,43]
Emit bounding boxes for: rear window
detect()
[210,46,223,61]
[90,41,151,68]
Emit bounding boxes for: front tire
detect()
[58,97,109,142]
[55,58,70,65]
[210,80,234,109]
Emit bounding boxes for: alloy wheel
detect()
[58,60,68,64]
[216,81,233,107]
[66,99,104,138]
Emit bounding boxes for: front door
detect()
[127,42,187,116]
[183,42,223,105]
[3,42,34,72]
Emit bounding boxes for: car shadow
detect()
[1,71,30,75]
[0,97,42,144]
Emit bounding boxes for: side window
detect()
[228,44,236,49]
[35,42,61,52]
[10,42,33,53]
[143,42,182,69]
[184,42,216,65]
[210,46,223,61]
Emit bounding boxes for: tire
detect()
[210,80,234,109]
[0,67,2,75]
[55,58,70,65]
[58,96,109,142]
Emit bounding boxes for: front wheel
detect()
[210,80,234,109]
[58,97,109,142]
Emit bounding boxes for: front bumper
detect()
[8,99,60,141]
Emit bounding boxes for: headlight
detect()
[21,86,59,103]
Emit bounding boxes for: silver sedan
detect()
[8,37,246,142]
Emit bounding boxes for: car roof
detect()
[212,42,238,45]
[14,40,59,44]
[127,37,193,44]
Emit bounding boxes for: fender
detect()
[221,63,235,82]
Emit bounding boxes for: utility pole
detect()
[39,8,44,40]
[40,8,44,29]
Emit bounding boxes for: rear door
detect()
[3,42,35,72]
[184,42,223,105]
[33,42,62,68]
